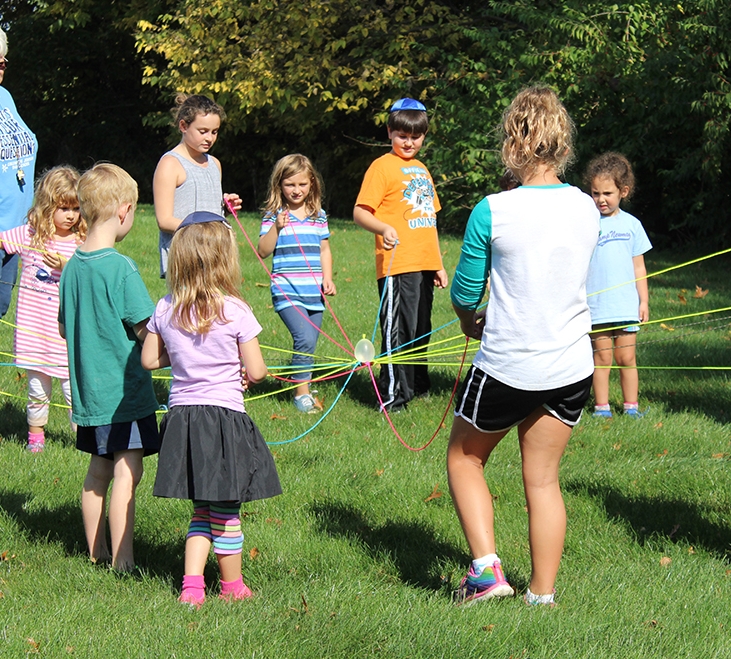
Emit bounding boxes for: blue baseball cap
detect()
[390,98,427,112]
[176,211,231,232]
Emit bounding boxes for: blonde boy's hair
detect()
[77,163,138,226]
[28,165,86,249]
[168,220,245,334]
[0,28,7,58]
[262,154,323,218]
[501,86,575,182]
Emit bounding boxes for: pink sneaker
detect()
[454,560,514,606]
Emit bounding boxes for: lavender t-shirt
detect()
[147,295,262,413]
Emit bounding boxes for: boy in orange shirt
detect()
[354,98,448,412]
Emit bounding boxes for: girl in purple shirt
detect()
[142,211,281,608]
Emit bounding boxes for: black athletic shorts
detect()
[454,365,593,433]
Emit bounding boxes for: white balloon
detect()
[354,338,376,363]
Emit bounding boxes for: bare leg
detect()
[81,455,114,563]
[294,382,310,397]
[108,449,144,571]
[591,332,614,406]
[518,408,572,595]
[217,552,243,583]
[447,416,508,558]
[614,333,638,403]
[184,535,212,576]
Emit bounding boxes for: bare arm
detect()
[353,204,399,249]
[239,336,268,385]
[132,319,150,344]
[257,209,290,258]
[153,155,186,233]
[58,322,65,339]
[633,254,649,322]
[453,303,485,341]
[320,238,336,296]
[141,330,171,370]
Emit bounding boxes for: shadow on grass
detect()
[311,500,469,590]
[564,480,731,561]
[0,488,185,581]
[0,401,27,445]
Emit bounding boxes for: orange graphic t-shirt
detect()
[355,152,443,279]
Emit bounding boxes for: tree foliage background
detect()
[1,0,730,241]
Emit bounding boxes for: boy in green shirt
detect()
[59,163,159,571]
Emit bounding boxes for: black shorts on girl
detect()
[454,366,592,433]
[76,412,160,459]
[591,321,640,334]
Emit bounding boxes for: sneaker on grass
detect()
[454,560,514,606]
[293,393,318,414]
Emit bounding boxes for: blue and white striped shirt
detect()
[259,209,330,311]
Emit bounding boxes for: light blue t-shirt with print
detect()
[0,86,37,232]
[586,209,652,325]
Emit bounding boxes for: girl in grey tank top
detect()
[153,94,241,277]
[157,151,222,276]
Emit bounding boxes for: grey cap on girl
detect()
[176,211,231,231]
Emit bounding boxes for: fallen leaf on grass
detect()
[374,469,384,477]
[677,293,687,305]
[65,646,75,654]
[255,282,268,287]
[270,414,288,420]
[644,619,659,628]
[312,395,325,411]
[613,442,622,450]
[424,483,442,502]
[712,453,726,459]
[688,546,696,554]
[266,517,282,526]
[660,556,672,567]
[26,638,40,653]
[345,277,352,283]
[16,371,26,381]
[660,323,675,331]
[693,285,709,298]
[482,624,495,633]
[249,547,260,560]
[657,449,669,457]
[654,422,663,429]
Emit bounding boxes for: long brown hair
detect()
[27,166,86,249]
[167,220,246,334]
[261,154,323,218]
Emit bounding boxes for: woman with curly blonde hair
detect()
[448,87,600,607]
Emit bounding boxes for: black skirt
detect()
[153,405,282,503]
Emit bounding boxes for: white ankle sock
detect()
[472,553,499,573]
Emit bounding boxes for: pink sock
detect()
[219,576,253,601]
[179,574,206,607]
[27,431,45,453]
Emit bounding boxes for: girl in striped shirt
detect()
[257,154,336,414]
[0,166,86,452]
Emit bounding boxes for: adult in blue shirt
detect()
[0,27,38,318]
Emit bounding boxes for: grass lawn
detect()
[0,206,729,658]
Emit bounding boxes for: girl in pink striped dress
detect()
[0,166,86,452]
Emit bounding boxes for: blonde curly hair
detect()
[501,86,575,182]
[27,166,86,249]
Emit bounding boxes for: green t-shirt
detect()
[58,248,158,426]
